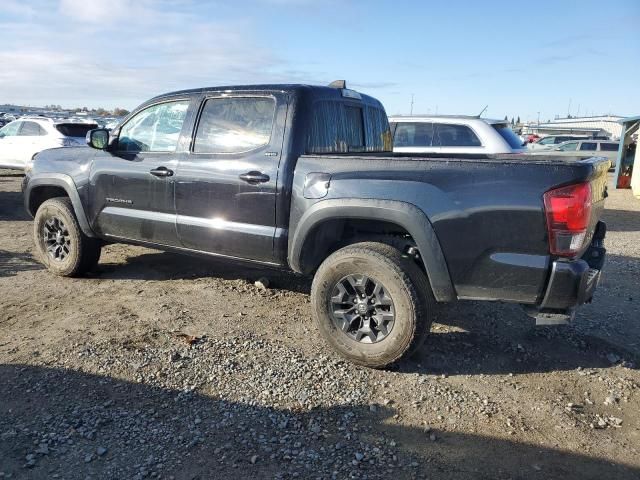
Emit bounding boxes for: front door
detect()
[88,98,193,246]
[175,93,287,263]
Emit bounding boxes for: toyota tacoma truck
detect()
[22,81,608,368]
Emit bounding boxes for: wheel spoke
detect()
[373,283,393,306]
[331,283,350,305]
[346,274,369,297]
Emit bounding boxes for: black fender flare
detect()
[24,173,96,238]
[288,198,456,302]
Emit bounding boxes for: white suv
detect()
[389,115,525,154]
[0,117,97,170]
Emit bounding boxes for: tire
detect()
[311,241,434,368]
[33,197,101,277]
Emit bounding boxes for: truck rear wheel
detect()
[311,241,434,368]
[33,197,101,277]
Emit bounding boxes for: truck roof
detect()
[147,83,385,109]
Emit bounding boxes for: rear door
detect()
[89,98,193,245]
[16,121,47,164]
[174,92,287,263]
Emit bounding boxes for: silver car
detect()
[389,115,525,154]
[531,139,619,169]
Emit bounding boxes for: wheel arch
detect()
[288,199,456,302]
[25,174,96,237]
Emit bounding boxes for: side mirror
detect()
[86,128,110,150]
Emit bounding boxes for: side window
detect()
[308,101,384,153]
[119,100,189,153]
[554,137,568,144]
[193,97,275,154]
[538,137,554,145]
[18,121,44,136]
[558,141,578,151]
[434,124,481,147]
[0,121,21,137]
[599,143,618,151]
[580,142,597,151]
[393,122,434,147]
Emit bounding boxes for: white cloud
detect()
[0,0,312,109]
[59,0,130,23]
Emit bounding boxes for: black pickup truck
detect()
[22,82,608,367]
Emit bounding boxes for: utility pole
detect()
[567,98,572,117]
[410,94,414,115]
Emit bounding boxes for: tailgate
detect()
[582,157,609,251]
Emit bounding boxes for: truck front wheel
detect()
[33,197,101,277]
[311,242,434,368]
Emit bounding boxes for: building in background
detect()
[522,115,624,140]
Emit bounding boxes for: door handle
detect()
[150,166,174,177]
[239,171,270,184]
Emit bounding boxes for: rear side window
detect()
[307,101,391,153]
[393,122,434,147]
[580,142,597,151]
[56,124,97,137]
[193,97,276,154]
[599,143,618,151]
[433,124,481,147]
[492,124,523,149]
[19,121,46,136]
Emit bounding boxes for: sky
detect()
[0,0,638,122]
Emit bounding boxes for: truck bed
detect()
[290,153,609,305]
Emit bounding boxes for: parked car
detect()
[527,135,591,150]
[531,140,619,169]
[389,115,525,154]
[23,82,608,368]
[0,117,97,170]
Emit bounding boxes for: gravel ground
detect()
[0,169,639,479]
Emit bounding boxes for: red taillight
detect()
[543,182,592,257]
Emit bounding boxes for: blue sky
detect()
[1,0,638,122]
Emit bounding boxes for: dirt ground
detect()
[1,169,639,480]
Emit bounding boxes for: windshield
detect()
[492,124,523,149]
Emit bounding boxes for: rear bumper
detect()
[539,259,602,310]
[538,221,607,312]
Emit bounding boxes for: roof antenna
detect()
[476,105,488,118]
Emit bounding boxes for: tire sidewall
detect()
[312,252,419,367]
